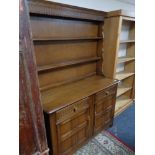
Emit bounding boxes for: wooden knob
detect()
[105,91,109,95]
[73,107,77,112]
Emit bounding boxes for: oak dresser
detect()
[28,1,118,155]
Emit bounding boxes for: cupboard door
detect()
[56,98,91,155]
[94,87,117,134]
[94,105,113,133]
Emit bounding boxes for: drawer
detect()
[56,97,89,123]
[95,85,117,102]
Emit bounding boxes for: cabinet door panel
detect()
[61,134,77,154]
[58,110,89,136]
[94,86,117,134]
[95,115,104,132]
[94,108,113,133]
[104,109,113,124]
[95,95,114,114]
[77,127,88,145]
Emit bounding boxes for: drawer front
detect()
[56,97,89,123]
[95,85,117,102]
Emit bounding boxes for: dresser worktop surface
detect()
[41,75,117,114]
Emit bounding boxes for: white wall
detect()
[47,0,135,12]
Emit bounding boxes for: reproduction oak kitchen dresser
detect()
[27,0,118,155]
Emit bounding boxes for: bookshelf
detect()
[103,10,135,115]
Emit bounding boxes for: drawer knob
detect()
[105,91,109,95]
[73,107,77,112]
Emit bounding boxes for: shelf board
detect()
[33,36,103,42]
[115,96,133,116]
[116,71,134,80]
[117,57,135,64]
[38,57,101,72]
[120,40,135,43]
[122,16,135,22]
[117,85,132,97]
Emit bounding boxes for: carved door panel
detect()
[94,86,117,134]
[56,98,91,155]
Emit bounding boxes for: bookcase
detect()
[103,10,135,115]
[28,1,118,155]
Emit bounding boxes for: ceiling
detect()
[115,0,135,5]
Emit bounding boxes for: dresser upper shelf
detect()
[120,39,135,43]
[116,71,135,80]
[117,57,135,64]
[38,57,101,72]
[41,75,117,114]
[33,36,103,42]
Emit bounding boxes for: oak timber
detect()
[41,75,117,114]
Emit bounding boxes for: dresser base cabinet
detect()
[44,84,117,155]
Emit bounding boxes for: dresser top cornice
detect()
[106,9,135,18]
[28,0,106,21]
